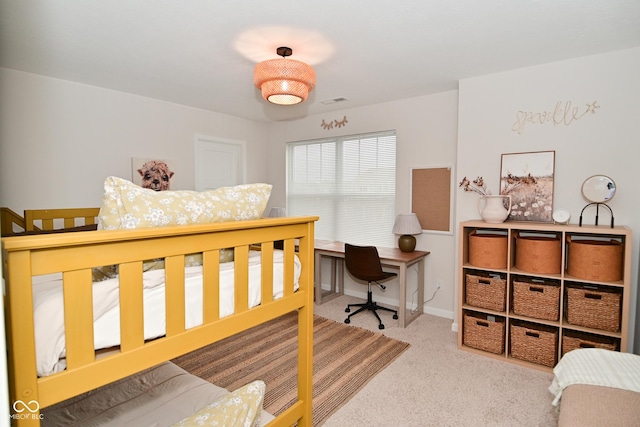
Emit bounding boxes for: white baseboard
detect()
[423,306,454,320]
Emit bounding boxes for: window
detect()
[287,130,396,246]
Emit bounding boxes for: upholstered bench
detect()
[550,348,640,427]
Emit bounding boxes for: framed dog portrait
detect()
[500,150,555,222]
[132,157,177,191]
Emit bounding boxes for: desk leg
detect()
[400,258,425,328]
[398,263,407,327]
[416,258,425,315]
[330,258,336,293]
[314,252,344,305]
[314,251,322,303]
[338,259,344,297]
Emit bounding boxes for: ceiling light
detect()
[254,47,316,105]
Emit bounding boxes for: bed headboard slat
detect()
[119,262,145,351]
[260,243,275,305]
[165,256,187,337]
[202,250,221,323]
[63,269,95,369]
[283,239,296,297]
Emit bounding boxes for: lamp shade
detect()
[268,207,287,218]
[392,214,423,235]
[392,214,423,252]
[254,47,316,105]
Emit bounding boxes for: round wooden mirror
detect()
[582,175,616,203]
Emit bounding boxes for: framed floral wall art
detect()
[500,150,555,222]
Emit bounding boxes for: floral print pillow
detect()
[98,176,272,230]
[172,380,265,427]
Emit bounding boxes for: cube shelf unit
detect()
[458,220,632,372]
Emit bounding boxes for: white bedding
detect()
[33,250,301,377]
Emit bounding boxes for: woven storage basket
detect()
[465,272,506,312]
[463,311,505,354]
[510,321,558,367]
[561,330,619,356]
[567,237,623,282]
[512,279,560,321]
[468,231,508,269]
[515,233,561,274]
[565,285,621,332]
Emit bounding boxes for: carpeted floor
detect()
[172,311,409,426]
[315,295,560,427]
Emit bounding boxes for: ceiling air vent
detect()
[320,97,349,105]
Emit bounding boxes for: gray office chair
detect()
[344,243,399,329]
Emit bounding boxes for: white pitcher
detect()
[478,195,511,223]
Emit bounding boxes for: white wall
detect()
[0,68,270,212]
[266,90,460,319]
[456,47,640,352]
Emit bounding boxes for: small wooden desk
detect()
[314,240,430,328]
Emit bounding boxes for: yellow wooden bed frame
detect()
[2,214,317,426]
[1,207,100,235]
[0,208,25,236]
[23,208,100,232]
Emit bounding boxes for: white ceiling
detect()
[1,1,639,122]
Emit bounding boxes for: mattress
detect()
[41,361,275,426]
[33,250,301,377]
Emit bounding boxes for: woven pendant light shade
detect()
[254,47,316,105]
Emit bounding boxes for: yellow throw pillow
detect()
[141,248,235,271]
[96,176,266,271]
[172,380,266,427]
[92,248,236,282]
[98,176,272,230]
[92,265,118,282]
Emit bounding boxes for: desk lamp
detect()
[392,213,423,252]
[268,207,287,218]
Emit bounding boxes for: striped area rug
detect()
[172,311,410,426]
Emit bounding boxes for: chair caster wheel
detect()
[344,318,350,324]
[378,324,385,330]
[345,308,351,313]
[393,314,398,320]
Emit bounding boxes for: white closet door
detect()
[194,135,245,191]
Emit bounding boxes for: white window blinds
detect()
[286,130,396,246]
